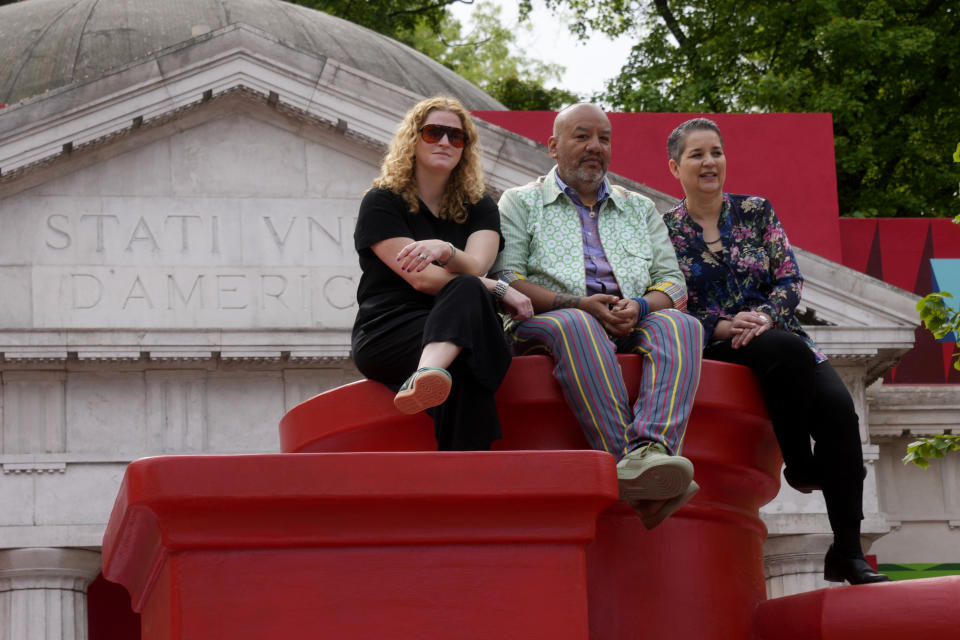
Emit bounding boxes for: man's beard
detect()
[568,157,606,187]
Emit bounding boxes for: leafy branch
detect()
[905,149,960,469]
[903,435,960,469]
[916,290,960,371]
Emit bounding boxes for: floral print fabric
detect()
[663,193,825,362]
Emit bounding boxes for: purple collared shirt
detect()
[555,173,621,298]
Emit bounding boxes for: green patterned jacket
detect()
[493,166,686,321]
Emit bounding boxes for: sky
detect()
[447,0,635,98]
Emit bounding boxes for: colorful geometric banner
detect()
[930,258,960,343]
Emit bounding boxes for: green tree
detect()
[486,77,579,111]
[285,0,577,110]
[400,1,578,109]
[287,0,458,46]
[525,0,960,219]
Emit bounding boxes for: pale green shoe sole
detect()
[633,480,700,530]
[616,451,694,501]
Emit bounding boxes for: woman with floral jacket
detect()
[662,117,888,586]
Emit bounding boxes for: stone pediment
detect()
[0,24,549,193]
[794,247,919,382]
[794,248,919,330]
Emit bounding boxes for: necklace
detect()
[703,236,722,245]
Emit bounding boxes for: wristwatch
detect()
[492,279,509,300]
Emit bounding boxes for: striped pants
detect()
[510,308,704,459]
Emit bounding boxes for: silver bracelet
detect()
[436,242,456,267]
[492,279,509,300]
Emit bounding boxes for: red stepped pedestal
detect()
[105,355,960,639]
[102,451,618,640]
[281,356,782,640]
[753,575,960,639]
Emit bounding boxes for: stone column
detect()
[764,533,834,598]
[830,360,870,443]
[0,548,102,640]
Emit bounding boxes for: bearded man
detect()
[492,103,704,529]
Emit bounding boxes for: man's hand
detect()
[577,293,624,334]
[606,298,640,338]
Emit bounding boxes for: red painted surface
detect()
[281,356,781,640]
[752,576,960,639]
[586,407,777,640]
[280,355,770,455]
[102,451,617,640]
[103,355,960,638]
[838,218,960,384]
[87,574,140,640]
[838,218,879,275]
[876,219,932,292]
[474,111,843,262]
[930,218,960,258]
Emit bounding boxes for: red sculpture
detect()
[102,355,960,639]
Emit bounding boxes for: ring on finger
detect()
[418,253,426,259]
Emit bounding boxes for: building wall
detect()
[0,99,373,552]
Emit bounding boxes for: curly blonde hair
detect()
[373,96,485,224]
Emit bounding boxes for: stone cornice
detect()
[795,248,920,328]
[868,383,960,438]
[806,326,917,383]
[794,248,920,383]
[0,329,352,365]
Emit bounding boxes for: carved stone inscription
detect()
[23,198,361,329]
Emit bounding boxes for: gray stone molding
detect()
[764,534,835,598]
[0,329,354,363]
[866,383,960,564]
[796,248,919,327]
[796,248,919,384]
[868,383,960,438]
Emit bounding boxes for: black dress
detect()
[351,187,511,450]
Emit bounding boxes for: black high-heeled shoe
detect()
[783,464,869,494]
[783,466,820,493]
[823,545,890,585]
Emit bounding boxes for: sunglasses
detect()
[419,124,467,148]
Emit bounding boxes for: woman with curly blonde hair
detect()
[351,96,532,450]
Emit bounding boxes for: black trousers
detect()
[352,275,511,451]
[704,330,864,544]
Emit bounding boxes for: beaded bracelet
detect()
[631,297,651,325]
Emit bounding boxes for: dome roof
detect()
[0,0,504,109]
